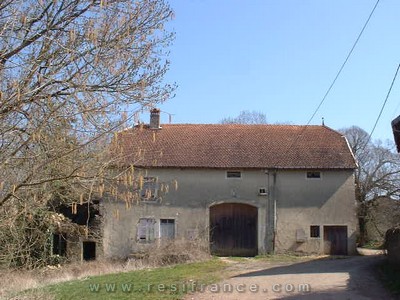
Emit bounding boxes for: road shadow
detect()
[233,255,395,299]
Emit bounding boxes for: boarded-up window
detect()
[137,218,156,242]
[160,219,175,239]
[296,229,307,243]
[141,177,159,201]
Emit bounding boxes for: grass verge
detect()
[28,258,227,300]
[10,253,320,299]
[254,253,319,262]
[361,240,385,250]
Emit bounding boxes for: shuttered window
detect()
[160,219,175,239]
[137,218,156,242]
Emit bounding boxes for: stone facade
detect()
[103,168,357,258]
[103,116,358,258]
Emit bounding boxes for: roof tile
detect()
[114,124,357,169]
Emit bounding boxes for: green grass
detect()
[34,259,227,300]
[14,254,318,299]
[222,253,317,264]
[361,240,385,249]
[217,253,314,264]
[378,261,400,296]
[223,256,252,262]
[254,253,314,262]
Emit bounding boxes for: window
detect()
[310,225,320,238]
[306,171,321,179]
[160,219,175,239]
[259,188,267,196]
[227,171,241,178]
[137,218,156,242]
[141,177,159,201]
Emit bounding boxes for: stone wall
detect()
[102,168,357,258]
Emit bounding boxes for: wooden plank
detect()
[210,203,257,256]
[324,226,348,255]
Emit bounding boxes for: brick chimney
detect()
[149,108,161,129]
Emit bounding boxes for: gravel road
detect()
[185,255,395,300]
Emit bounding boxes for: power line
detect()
[391,100,400,119]
[306,0,380,126]
[364,63,400,149]
[274,0,381,168]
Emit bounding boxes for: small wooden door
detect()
[324,226,348,255]
[210,203,258,256]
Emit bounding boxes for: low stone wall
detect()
[385,228,400,267]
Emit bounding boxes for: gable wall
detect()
[274,169,357,254]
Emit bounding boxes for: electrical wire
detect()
[391,100,400,119]
[306,0,380,126]
[274,0,380,167]
[363,63,400,150]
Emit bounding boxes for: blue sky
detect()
[153,0,400,142]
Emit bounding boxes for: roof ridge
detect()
[141,123,325,127]
[116,124,357,169]
[320,124,344,136]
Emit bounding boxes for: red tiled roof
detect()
[114,124,357,169]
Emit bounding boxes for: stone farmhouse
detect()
[102,109,358,258]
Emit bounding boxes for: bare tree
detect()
[220,110,267,124]
[340,126,400,244]
[341,126,400,201]
[0,0,175,268]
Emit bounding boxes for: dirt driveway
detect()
[185,255,394,300]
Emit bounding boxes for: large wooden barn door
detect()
[210,203,258,256]
[324,226,348,255]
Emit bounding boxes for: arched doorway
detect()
[210,203,258,256]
